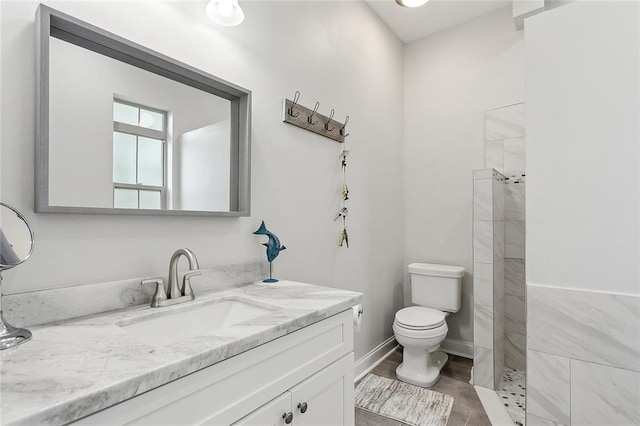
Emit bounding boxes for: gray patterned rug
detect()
[354,373,454,426]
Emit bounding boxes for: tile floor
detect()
[496,368,525,426]
[355,349,491,426]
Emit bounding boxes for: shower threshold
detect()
[473,367,526,425]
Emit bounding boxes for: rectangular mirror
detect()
[36,5,251,216]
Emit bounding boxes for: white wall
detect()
[404,7,524,347]
[527,1,639,295]
[0,0,3,205]
[0,1,404,360]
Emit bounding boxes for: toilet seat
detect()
[395,306,445,330]
[393,319,448,340]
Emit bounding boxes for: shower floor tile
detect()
[496,368,526,425]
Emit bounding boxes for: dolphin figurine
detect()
[253,221,286,283]
[253,220,286,262]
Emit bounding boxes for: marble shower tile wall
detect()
[505,219,526,259]
[528,285,640,371]
[504,193,527,370]
[571,360,640,425]
[505,259,525,297]
[527,350,571,424]
[473,169,505,389]
[505,332,526,372]
[526,284,640,425]
[473,172,494,388]
[504,261,526,364]
[485,103,526,180]
[492,177,505,387]
[503,137,526,177]
[504,179,526,264]
[485,103,527,373]
[486,104,525,144]
[474,345,495,389]
[505,294,526,335]
[505,182,526,222]
[486,140,504,172]
[473,221,494,264]
[474,174,494,385]
[527,413,567,426]
[503,178,526,370]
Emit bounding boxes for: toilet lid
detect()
[395,306,446,330]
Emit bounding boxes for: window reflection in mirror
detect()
[112,100,166,210]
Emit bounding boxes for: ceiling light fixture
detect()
[395,0,430,7]
[206,0,245,27]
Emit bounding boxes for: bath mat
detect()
[354,373,454,426]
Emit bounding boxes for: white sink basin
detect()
[119,297,279,347]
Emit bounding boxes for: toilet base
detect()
[396,349,448,388]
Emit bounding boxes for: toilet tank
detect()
[408,263,465,313]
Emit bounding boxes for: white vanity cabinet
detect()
[232,392,292,426]
[288,354,353,426]
[73,309,355,426]
[233,353,353,426]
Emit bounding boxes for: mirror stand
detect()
[0,201,35,350]
[0,273,32,350]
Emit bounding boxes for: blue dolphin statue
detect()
[253,220,286,262]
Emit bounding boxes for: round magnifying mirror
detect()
[0,202,34,270]
[0,202,34,349]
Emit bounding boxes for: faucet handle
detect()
[182,271,202,297]
[142,279,167,308]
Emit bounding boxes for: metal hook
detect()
[340,115,350,137]
[324,109,336,132]
[307,101,320,125]
[288,91,300,117]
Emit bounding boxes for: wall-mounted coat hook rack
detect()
[282,92,346,143]
[340,116,350,138]
[307,102,320,125]
[325,109,336,132]
[287,91,301,118]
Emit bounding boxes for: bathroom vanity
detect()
[0,280,361,425]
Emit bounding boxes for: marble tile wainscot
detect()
[526,283,640,426]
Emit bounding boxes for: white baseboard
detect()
[474,386,515,425]
[440,338,473,359]
[354,336,398,382]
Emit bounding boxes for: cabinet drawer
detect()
[73,310,353,426]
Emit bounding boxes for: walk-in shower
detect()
[473,103,526,425]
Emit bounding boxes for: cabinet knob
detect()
[283,412,293,424]
[298,402,308,414]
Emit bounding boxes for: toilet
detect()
[393,263,465,388]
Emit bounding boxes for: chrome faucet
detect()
[168,248,199,299]
[144,248,202,308]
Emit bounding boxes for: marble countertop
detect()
[0,280,362,426]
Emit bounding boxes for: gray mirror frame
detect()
[35,5,251,217]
